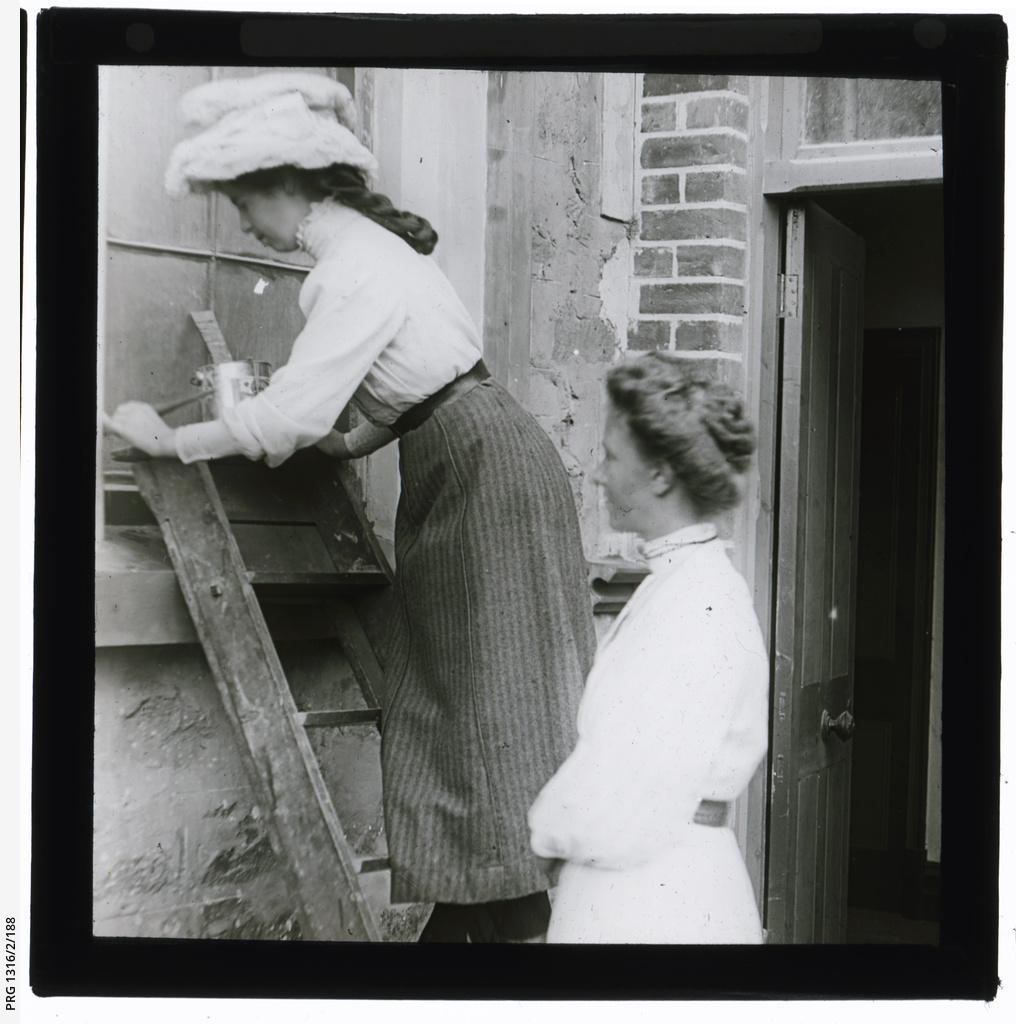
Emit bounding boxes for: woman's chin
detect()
[608,514,632,535]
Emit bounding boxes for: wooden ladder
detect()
[115,313,402,941]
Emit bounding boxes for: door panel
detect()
[822,755,850,941]
[767,201,865,943]
[792,772,820,939]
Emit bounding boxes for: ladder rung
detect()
[356,856,390,875]
[294,709,382,728]
[247,570,388,590]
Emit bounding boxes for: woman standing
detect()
[107,73,595,943]
[528,353,769,943]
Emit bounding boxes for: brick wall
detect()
[629,74,750,381]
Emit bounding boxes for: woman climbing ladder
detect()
[107,72,596,943]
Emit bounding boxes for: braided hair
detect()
[228,164,439,255]
[606,352,756,516]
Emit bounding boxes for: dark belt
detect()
[693,799,731,828]
[390,359,491,437]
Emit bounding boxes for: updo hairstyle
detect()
[605,352,756,515]
[227,163,439,256]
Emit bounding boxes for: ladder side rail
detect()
[132,459,381,941]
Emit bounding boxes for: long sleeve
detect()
[529,577,767,870]
[175,257,406,467]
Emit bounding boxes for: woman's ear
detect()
[650,460,676,497]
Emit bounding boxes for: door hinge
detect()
[778,273,799,319]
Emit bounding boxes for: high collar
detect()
[638,522,719,574]
[296,197,362,260]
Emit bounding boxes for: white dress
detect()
[528,523,769,943]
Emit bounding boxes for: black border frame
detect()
[32,8,1005,1000]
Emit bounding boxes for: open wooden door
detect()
[766,201,865,943]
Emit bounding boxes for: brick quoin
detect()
[641,281,744,317]
[674,244,745,278]
[633,76,750,370]
[634,247,674,277]
[641,101,677,133]
[642,134,747,170]
[686,96,750,132]
[627,320,671,351]
[641,174,682,205]
[673,320,744,352]
[641,207,747,243]
[672,354,745,393]
[685,170,747,204]
[643,74,749,96]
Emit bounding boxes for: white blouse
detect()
[528,523,769,870]
[174,199,482,466]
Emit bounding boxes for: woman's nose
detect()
[591,462,606,487]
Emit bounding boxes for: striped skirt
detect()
[380,377,596,905]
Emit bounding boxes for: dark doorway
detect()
[846,327,941,944]
[775,185,945,945]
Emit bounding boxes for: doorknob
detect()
[821,708,855,742]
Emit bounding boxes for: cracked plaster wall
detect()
[94,643,425,941]
[94,646,299,940]
[485,71,631,560]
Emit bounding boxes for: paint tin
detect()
[191,360,273,421]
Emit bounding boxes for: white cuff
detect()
[174,419,249,464]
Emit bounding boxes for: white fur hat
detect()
[164,73,378,198]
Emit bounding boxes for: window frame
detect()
[763,76,944,194]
